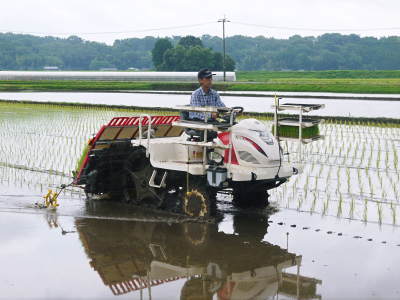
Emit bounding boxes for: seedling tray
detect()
[278,117,323,128]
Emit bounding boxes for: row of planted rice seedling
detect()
[1,101,399,226]
[269,121,400,225]
[0,101,174,194]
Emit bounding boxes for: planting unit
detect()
[272,102,325,160]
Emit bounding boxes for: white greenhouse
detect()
[0,71,236,82]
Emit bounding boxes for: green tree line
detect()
[151,36,235,71]
[0,32,399,71]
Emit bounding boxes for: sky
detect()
[1,0,399,44]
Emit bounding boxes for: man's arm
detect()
[209,92,225,119]
[214,92,225,107]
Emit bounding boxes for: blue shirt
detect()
[189,87,225,120]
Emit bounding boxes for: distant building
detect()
[43,66,59,70]
[128,67,139,71]
[0,71,236,82]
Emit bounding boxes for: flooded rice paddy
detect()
[1,100,400,299]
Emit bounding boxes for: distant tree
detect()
[151,38,173,70]
[182,46,213,71]
[89,57,115,70]
[178,36,203,48]
[161,45,186,71]
[224,55,236,71]
[2,32,400,71]
[155,36,234,71]
[16,54,44,69]
[0,53,15,69]
[211,52,223,70]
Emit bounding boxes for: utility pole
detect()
[218,16,230,81]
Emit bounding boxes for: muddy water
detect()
[1,182,400,299]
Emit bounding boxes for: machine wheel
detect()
[232,182,269,209]
[207,187,219,200]
[123,147,165,207]
[181,178,212,218]
[182,222,210,247]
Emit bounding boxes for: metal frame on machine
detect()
[171,105,236,174]
[272,98,325,161]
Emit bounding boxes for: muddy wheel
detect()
[182,222,210,247]
[123,147,165,207]
[232,182,269,209]
[207,187,219,200]
[84,191,114,203]
[181,179,212,218]
[121,176,136,203]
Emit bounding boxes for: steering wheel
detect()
[231,106,244,113]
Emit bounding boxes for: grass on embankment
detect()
[1,70,400,93]
[237,70,400,80]
[1,79,400,94]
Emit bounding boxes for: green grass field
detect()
[237,70,400,80]
[1,70,400,94]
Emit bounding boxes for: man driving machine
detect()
[189,68,226,121]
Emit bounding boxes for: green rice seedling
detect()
[336,167,341,191]
[272,124,320,139]
[363,198,368,223]
[337,193,343,217]
[385,144,389,167]
[367,150,373,168]
[319,165,324,179]
[74,141,90,176]
[323,194,330,216]
[376,147,381,169]
[377,202,383,224]
[360,182,364,197]
[313,176,318,191]
[390,202,397,225]
[378,172,384,190]
[311,192,317,214]
[381,190,387,203]
[297,194,304,211]
[310,161,316,173]
[346,168,351,194]
[304,176,309,190]
[349,196,355,219]
[393,184,399,203]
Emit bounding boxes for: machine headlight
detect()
[207,151,224,165]
[258,131,274,145]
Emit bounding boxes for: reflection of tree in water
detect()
[75,212,321,299]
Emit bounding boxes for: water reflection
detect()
[75,209,321,299]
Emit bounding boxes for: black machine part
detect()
[207,166,228,188]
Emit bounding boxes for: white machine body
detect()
[137,118,295,184]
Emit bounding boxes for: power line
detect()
[231,21,400,32]
[0,21,216,36]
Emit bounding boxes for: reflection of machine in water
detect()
[76,213,321,299]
